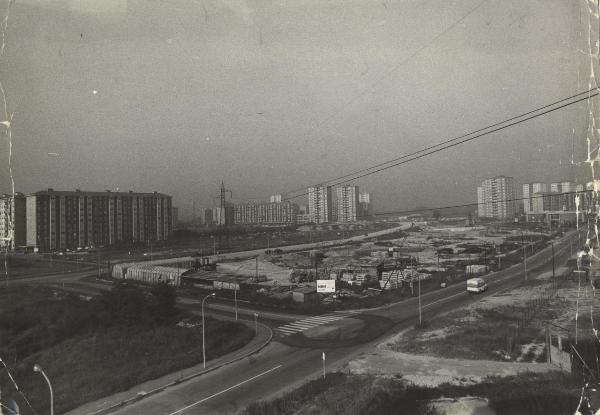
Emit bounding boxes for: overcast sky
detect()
[0,0,594,218]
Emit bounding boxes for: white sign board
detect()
[316,279,336,293]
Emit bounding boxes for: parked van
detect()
[467,277,487,294]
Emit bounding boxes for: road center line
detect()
[422,290,465,309]
[167,364,283,415]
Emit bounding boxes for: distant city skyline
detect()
[0,0,591,221]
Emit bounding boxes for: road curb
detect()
[89,323,273,415]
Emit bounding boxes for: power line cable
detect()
[370,189,592,217]
[0,358,37,415]
[282,91,598,202]
[283,87,599,197]
[301,0,491,141]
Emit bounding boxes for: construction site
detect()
[109,216,565,307]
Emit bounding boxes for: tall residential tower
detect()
[335,185,360,222]
[476,176,516,220]
[308,185,333,224]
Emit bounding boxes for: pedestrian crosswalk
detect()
[274,311,361,336]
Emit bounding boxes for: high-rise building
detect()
[335,185,360,222]
[204,208,214,226]
[522,182,547,213]
[308,185,333,224]
[172,207,179,228]
[476,176,515,219]
[0,193,26,250]
[25,189,172,252]
[234,201,298,225]
[548,181,578,211]
[477,187,485,218]
[212,204,234,227]
[358,192,373,219]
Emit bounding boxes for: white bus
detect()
[467,277,487,294]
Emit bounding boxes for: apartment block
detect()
[308,185,333,224]
[335,185,359,222]
[26,189,172,252]
[358,192,373,219]
[212,204,234,227]
[234,201,298,225]
[476,176,516,220]
[522,182,547,213]
[0,193,26,250]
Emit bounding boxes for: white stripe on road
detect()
[276,327,299,334]
[275,312,361,336]
[285,323,316,329]
[167,365,283,415]
[299,316,341,323]
[422,290,465,309]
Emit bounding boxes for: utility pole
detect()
[551,241,556,281]
[418,274,422,327]
[234,277,238,321]
[521,231,527,281]
[255,257,258,283]
[483,246,487,268]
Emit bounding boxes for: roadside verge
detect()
[65,319,273,415]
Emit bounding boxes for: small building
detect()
[292,287,319,304]
[124,265,188,286]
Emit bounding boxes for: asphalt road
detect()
[106,230,583,415]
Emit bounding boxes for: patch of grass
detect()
[0,285,254,414]
[242,372,582,415]
[390,304,552,361]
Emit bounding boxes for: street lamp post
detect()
[33,364,53,415]
[253,313,259,335]
[202,293,216,368]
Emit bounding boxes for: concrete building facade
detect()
[335,185,360,222]
[358,192,373,219]
[476,176,516,220]
[522,182,547,213]
[234,201,298,225]
[26,189,172,252]
[212,204,234,227]
[0,193,26,250]
[308,185,333,224]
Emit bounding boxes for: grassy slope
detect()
[0,285,254,414]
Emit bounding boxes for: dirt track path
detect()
[347,348,558,386]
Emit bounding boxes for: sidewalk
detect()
[65,317,272,415]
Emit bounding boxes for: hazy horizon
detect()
[0,0,592,220]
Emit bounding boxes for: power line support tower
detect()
[212,181,233,248]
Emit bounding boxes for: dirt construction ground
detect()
[344,259,597,388]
